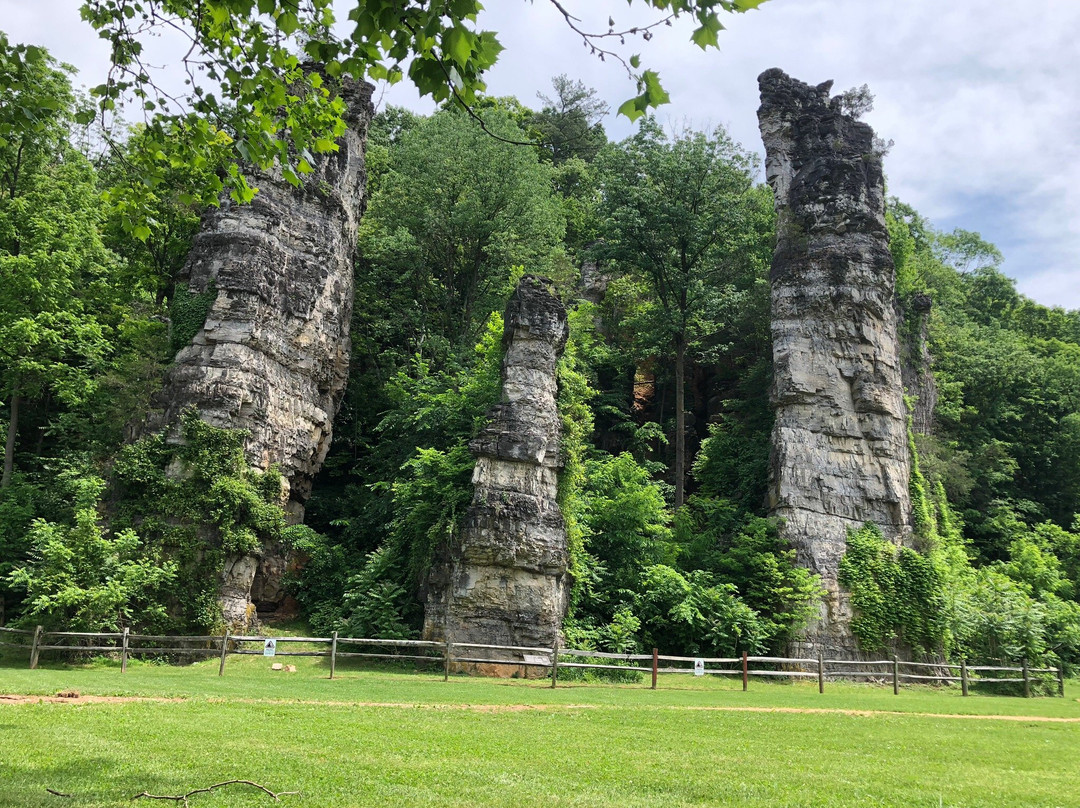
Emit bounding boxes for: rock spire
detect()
[424,275,571,661]
[146,75,374,625]
[757,69,912,657]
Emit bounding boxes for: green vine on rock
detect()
[169,281,217,356]
[906,411,939,551]
[838,523,946,656]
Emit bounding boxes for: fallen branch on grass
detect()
[131,780,299,806]
[45,788,73,797]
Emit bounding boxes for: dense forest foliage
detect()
[2,45,1079,669]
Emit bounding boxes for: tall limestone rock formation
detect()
[424,275,571,659]
[147,75,374,625]
[757,69,912,657]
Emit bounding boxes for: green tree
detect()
[675,497,822,650]
[357,108,564,349]
[97,122,219,305]
[597,118,761,507]
[0,45,103,487]
[575,452,674,611]
[0,154,113,487]
[530,75,609,165]
[636,564,766,656]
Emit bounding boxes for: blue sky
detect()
[4,0,1077,310]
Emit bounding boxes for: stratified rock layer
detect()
[147,76,374,625]
[424,276,570,660]
[757,69,912,657]
[900,293,937,437]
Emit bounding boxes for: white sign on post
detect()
[693,658,705,677]
[263,639,277,657]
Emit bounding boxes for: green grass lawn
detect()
[2,652,1078,807]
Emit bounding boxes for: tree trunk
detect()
[674,338,686,509]
[2,393,19,488]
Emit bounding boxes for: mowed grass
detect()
[2,652,1079,807]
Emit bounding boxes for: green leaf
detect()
[641,71,670,107]
[444,26,473,67]
[275,11,299,34]
[474,31,504,66]
[618,97,646,123]
[691,22,720,50]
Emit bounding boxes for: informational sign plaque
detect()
[263,639,277,657]
[693,658,705,676]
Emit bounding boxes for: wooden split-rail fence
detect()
[0,625,1066,698]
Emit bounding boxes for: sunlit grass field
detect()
[2,650,1078,807]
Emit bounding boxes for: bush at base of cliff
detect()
[6,409,294,634]
[7,503,177,633]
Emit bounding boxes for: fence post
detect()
[742,651,748,692]
[817,652,824,694]
[443,636,451,682]
[121,627,130,674]
[29,625,43,670]
[651,648,658,690]
[218,631,229,676]
[1022,659,1030,698]
[960,658,969,697]
[550,639,559,689]
[1058,665,1066,698]
[892,655,899,695]
[329,631,338,680]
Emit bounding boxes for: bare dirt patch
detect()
[680,705,1080,723]
[0,693,183,706]
[206,698,597,713]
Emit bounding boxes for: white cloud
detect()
[4,0,1077,310]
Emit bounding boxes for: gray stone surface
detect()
[757,69,912,658]
[146,75,374,627]
[424,275,571,661]
[900,292,937,437]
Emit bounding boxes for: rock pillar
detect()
[424,275,571,663]
[146,75,374,625]
[757,69,912,657]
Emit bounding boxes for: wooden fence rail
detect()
[0,625,1066,698]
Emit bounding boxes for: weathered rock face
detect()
[900,293,937,437]
[424,275,571,660]
[757,69,912,657]
[146,76,374,626]
[580,255,610,306]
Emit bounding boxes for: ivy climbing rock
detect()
[757,69,913,658]
[143,74,374,627]
[424,275,571,666]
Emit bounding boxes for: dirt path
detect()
[2,693,1077,722]
[0,693,184,705]
[679,705,1080,723]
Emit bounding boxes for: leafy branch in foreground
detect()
[59,1,770,233]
